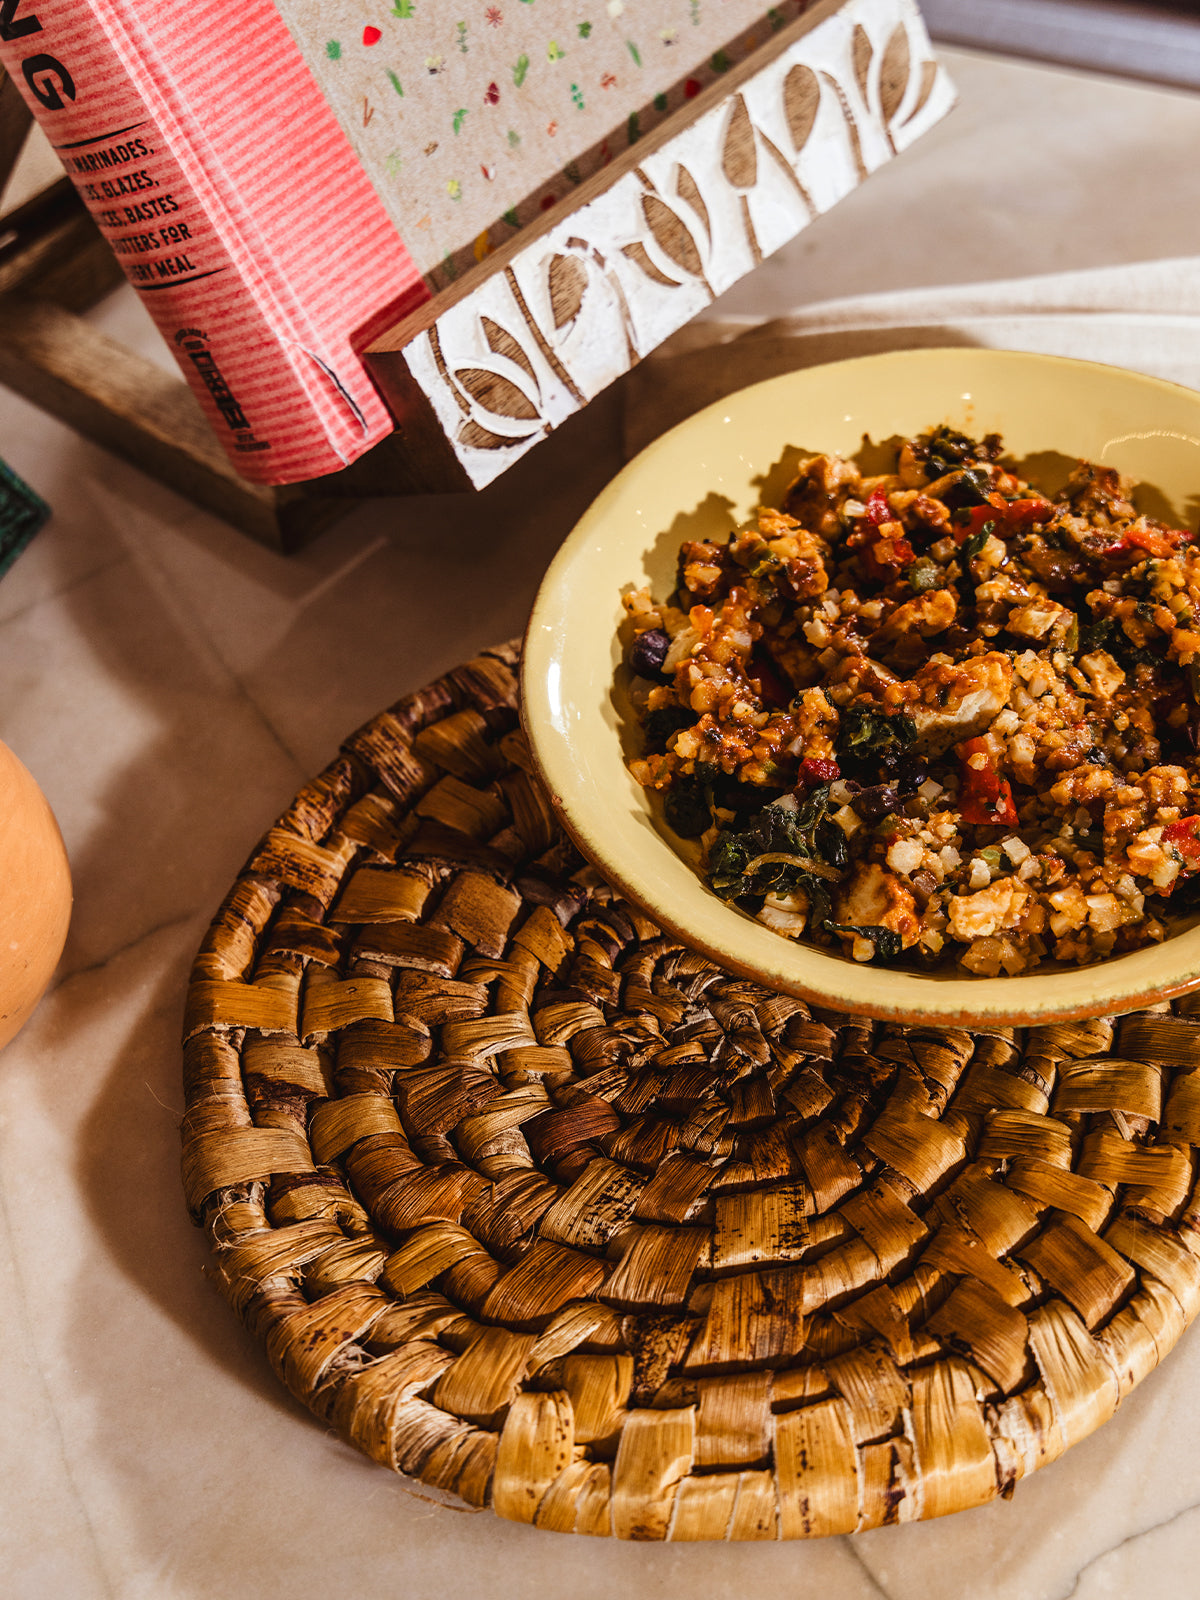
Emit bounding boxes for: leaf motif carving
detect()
[783,64,820,156]
[641,192,708,287]
[721,93,757,190]
[502,264,585,405]
[821,70,868,185]
[621,239,681,289]
[605,268,641,366]
[675,163,710,248]
[547,253,587,329]
[482,316,539,392]
[453,366,540,421]
[904,58,938,127]
[852,23,874,109]
[429,325,470,416]
[458,418,538,451]
[879,23,911,143]
[759,129,814,217]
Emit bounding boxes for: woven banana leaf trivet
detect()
[181,641,1200,1539]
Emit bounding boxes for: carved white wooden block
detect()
[373,0,955,491]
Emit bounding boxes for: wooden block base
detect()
[0,171,373,550]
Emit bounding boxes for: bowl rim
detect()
[522,345,1200,1025]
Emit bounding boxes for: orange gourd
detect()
[0,743,71,1051]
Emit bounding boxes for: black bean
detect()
[630,628,670,676]
[896,759,930,796]
[854,784,901,823]
[878,754,918,792]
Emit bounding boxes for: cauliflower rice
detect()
[621,425,1200,975]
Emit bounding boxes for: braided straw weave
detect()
[181,643,1200,1538]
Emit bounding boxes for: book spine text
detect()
[0,0,423,484]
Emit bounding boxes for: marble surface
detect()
[6,44,1200,1600]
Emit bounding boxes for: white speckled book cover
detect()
[270,0,803,284]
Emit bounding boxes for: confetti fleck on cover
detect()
[273,0,806,284]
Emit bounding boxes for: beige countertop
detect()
[5,45,1200,1600]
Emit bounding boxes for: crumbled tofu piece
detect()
[1085,893,1134,933]
[978,534,1008,569]
[758,890,810,937]
[948,877,1033,941]
[1078,649,1126,699]
[663,624,703,671]
[873,587,957,642]
[967,857,991,890]
[1047,882,1089,936]
[908,651,1014,755]
[1126,826,1181,891]
[834,863,919,947]
[887,837,925,876]
[1007,599,1072,642]
[1049,765,1115,807]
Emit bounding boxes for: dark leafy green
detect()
[926,427,979,479]
[642,704,693,751]
[1076,615,1166,671]
[1164,873,1200,913]
[825,923,904,961]
[838,705,917,767]
[960,527,993,562]
[707,786,842,906]
[663,773,712,839]
[1077,616,1112,655]
[940,467,993,510]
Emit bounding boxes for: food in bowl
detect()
[621,424,1200,975]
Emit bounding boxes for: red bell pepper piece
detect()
[1163,815,1200,867]
[797,756,840,788]
[1107,526,1191,560]
[852,488,915,579]
[860,535,915,582]
[1003,497,1054,528]
[864,486,893,526]
[958,737,1019,828]
[954,496,1053,545]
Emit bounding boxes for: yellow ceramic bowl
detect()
[522,348,1200,1025]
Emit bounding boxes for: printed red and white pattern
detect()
[0,0,428,483]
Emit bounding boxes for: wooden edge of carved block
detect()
[365,0,956,493]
